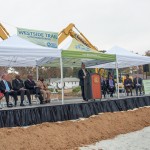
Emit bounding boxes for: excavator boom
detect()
[58,23,75,45]
[0,23,10,40]
[58,23,98,51]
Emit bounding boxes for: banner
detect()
[62,50,116,61]
[143,80,150,95]
[68,39,94,52]
[17,28,58,48]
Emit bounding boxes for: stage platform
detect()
[0,96,150,128]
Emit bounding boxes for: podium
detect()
[84,73,102,100]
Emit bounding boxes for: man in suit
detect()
[133,75,142,96]
[0,74,18,107]
[106,75,115,97]
[12,74,32,106]
[24,74,44,104]
[78,63,88,101]
[124,74,133,96]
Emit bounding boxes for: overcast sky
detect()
[0,0,150,54]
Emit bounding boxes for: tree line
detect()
[0,50,149,80]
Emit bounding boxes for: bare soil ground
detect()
[0,107,150,150]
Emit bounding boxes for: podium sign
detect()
[84,73,102,99]
[91,74,101,99]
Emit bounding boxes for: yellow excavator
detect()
[58,23,98,51]
[0,23,10,40]
[58,23,103,73]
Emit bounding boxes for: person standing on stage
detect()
[133,75,142,96]
[78,63,88,101]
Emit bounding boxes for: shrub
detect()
[49,88,58,92]
[72,86,81,93]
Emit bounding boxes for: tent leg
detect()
[36,64,39,81]
[116,59,120,99]
[60,57,64,104]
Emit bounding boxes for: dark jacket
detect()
[102,80,107,91]
[24,79,36,90]
[78,69,88,86]
[12,79,25,91]
[133,77,142,87]
[0,80,12,93]
[124,78,133,87]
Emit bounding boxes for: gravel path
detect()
[80,126,150,150]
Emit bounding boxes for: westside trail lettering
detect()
[17,27,58,48]
[18,30,58,39]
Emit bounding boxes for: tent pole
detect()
[60,57,64,104]
[115,58,120,99]
[36,60,39,81]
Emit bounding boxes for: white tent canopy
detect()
[0,35,117,102]
[88,46,150,69]
[0,35,61,67]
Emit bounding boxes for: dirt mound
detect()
[0,107,150,150]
